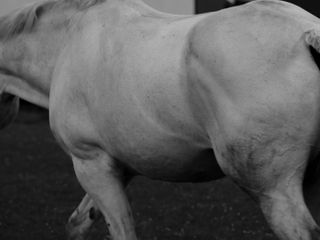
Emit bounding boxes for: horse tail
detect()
[305,30,320,54]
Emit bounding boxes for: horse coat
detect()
[1,0,320,239]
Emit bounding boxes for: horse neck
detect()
[0,0,165,109]
[0,25,68,109]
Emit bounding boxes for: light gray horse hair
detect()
[0,0,106,39]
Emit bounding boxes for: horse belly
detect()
[102,123,224,182]
[134,148,224,183]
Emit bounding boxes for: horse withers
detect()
[1,0,320,239]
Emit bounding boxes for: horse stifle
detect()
[1,0,320,239]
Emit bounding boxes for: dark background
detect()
[195,0,320,17]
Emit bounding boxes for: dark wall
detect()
[195,0,226,13]
[195,0,320,17]
[284,0,320,17]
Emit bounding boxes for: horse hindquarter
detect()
[186,6,320,240]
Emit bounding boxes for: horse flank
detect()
[0,0,107,40]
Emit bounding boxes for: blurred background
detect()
[0,1,319,240]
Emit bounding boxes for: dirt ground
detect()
[0,109,278,240]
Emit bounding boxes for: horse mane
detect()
[0,0,107,40]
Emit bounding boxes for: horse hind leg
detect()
[260,174,320,240]
[218,136,320,240]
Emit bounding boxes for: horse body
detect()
[50,4,223,182]
[51,0,320,184]
[1,0,320,239]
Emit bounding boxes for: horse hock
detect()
[217,125,320,240]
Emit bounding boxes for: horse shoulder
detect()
[49,33,104,159]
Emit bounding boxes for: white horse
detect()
[1,0,320,239]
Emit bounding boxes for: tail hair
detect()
[305,30,320,53]
[305,30,320,70]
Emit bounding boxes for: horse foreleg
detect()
[66,194,101,240]
[219,139,320,240]
[71,154,137,240]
